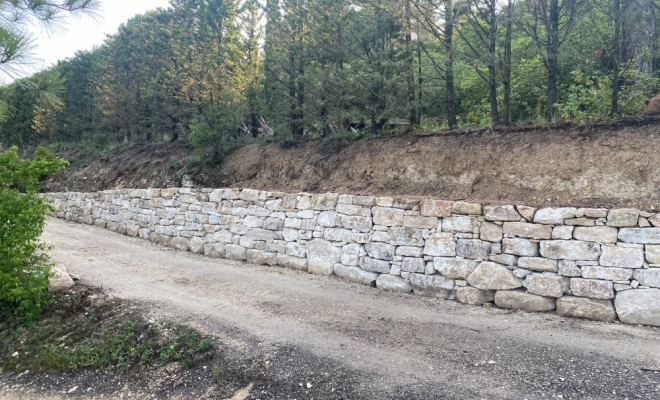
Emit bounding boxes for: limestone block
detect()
[607,208,640,227]
[340,215,372,232]
[353,196,378,206]
[170,237,190,252]
[336,204,361,215]
[247,249,278,266]
[403,215,438,229]
[483,205,520,222]
[573,226,618,244]
[582,266,633,281]
[376,197,394,207]
[633,269,660,288]
[556,296,616,322]
[480,222,503,242]
[409,273,455,299]
[284,218,302,230]
[649,213,660,227]
[286,242,307,258]
[599,245,644,268]
[246,228,275,241]
[188,237,205,254]
[513,269,532,278]
[396,246,423,257]
[618,228,660,244]
[334,265,378,286]
[424,233,456,257]
[456,239,491,259]
[49,266,75,293]
[434,258,477,279]
[517,257,558,272]
[451,201,482,215]
[565,218,595,226]
[204,243,226,258]
[371,231,392,243]
[341,243,361,266]
[646,245,660,264]
[307,239,342,275]
[489,254,518,266]
[393,198,420,210]
[558,260,581,277]
[264,218,284,231]
[419,199,452,217]
[456,287,494,305]
[401,258,426,273]
[494,290,556,312]
[226,244,248,261]
[614,289,660,326]
[317,211,338,227]
[323,228,352,242]
[311,193,339,210]
[539,240,600,260]
[373,207,404,227]
[360,257,391,274]
[162,188,180,198]
[502,238,539,257]
[570,278,614,300]
[523,273,569,298]
[442,216,478,233]
[466,262,522,290]
[503,222,552,240]
[376,275,413,293]
[365,242,395,261]
[238,189,260,202]
[277,254,308,271]
[516,205,537,222]
[533,207,577,225]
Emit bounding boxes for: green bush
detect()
[0,146,68,322]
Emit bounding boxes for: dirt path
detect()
[11,218,660,398]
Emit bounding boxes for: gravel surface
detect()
[2,218,660,399]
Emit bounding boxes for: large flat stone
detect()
[633,269,660,288]
[434,258,477,279]
[581,266,633,281]
[247,249,278,266]
[539,240,601,260]
[389,227,424,246]
[517,257,558,272]
[615,289,660,326]
[618,228,660,244]
[524,273,569,298]
[607,208,640,227]
[533,208,577,225]
[401,257,426,273]
[376,275,413,293]
[502,238,539,256]
[311,193,339,210]
[373,207,404,226]
[483,205,521,222]
[360,257,391,274]
[277,254,308,271]
[451,201,482,215]
[424,233,456,257]
[409,273,455,299]
[456,239,491,259]
[442,216,478,233]
[307,239,342,275]
[494,290,556,312]
[466,262,522,290]
[334,265,378,286]
[226,244,247,261]
[341,243,361,266]
[570,278,614,300]
[419,199,452,217]
[646,245,660,264]
[599,245,644,268]
[365,242,395,261]
[456,287,494,305]
[573,227,618,244]
[556,296,616,322]
[341,215,372,232]
[503,222,552,239]
[480,222,503,242]
[403,215,438,229]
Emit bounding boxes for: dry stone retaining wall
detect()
[45,188,660,327]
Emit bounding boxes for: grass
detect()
[0,286,213,373]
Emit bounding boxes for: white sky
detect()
[22,0,171,77]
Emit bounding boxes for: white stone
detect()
[513,268,532,279]
[494,290,556,312]
[646,245,660,264]
[533,208,577,224]
[389,227,424,246]
[502,238,539,257]
[503,222,552,239]
[403,215,437,229]
[434,258,477,279]
[396,246,423,257]
[456,239,491,259]
[419,199,452,217]
[376,275,413,293]
[247,250,277,266]
[607,208,640,227]
[618,228,660,244]
[523,273,569,298]
[516,205,537,222]
[614,289,660,326]
[456,287,494,305]
[442,216,478,233]
[570,278,614,300]
[451,201,482,215]
[480,222,503,242]
[401,258,426,273]
[360,257,391,274]
[318,211,338,227]
[424,233,456,256]
[189,237,205,254]
[49,266,75,292]
[307,239,342,275]
[539,240,600,260]
[572,226,618,244]
[373,207,404,226]
[558,260,581,277]
[517,257,558,272]
[599,245,644,268]
[226,244,247,260]
[581,266,633,281]
[633,269,660,288]
[365,242,395,261]
[311,193,339,210]
[556,296,616,322]
[277,254,308,271]
[239,189,260,202]
[552,226,574,240]
[170,237,190,252]
[483,205,520,222]
[409,273,455,299]
[286,242,307,258]
[340,243,361,266]
[489,254,518,266]
[340,215,372,232]
[466,262,522,290]
[334,265,378,286]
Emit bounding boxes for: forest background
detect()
[1,0,660,164]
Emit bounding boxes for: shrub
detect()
[0,146,68,322]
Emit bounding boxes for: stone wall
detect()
[45,188,660,327]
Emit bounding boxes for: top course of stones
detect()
[46,188,660,327]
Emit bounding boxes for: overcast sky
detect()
[22,0,171,77]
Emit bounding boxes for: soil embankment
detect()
[48,117,660,209]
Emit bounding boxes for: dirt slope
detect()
[49,117,660,209]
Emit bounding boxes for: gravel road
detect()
[6,218,660,399]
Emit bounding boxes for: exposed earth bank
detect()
[48,117,660,210]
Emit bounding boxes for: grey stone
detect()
[573,226,618,244]
[539,240,601,260]
[371,231,391,243]
[365,242,396,261]
[419,199,452,217]
[599,245,644,268]
[424,233,456,256]
[246,228,275,241]
[49,266,75,293]
[456,287,494,305]
[649,214,660,227]
[340,215,372,232]
[403,215,438,229]
[188,237,205,254]
[307,239,342,275]
[286,242,307,258]
[558,260,581,277]
[204,243,226,258]
[373,207,404,227]
[582,266,633,281]
[311,193,339,210]
[442,216,478,233]
[614,289,660,326]
[646,245,660,264]
[360,257,391,274]
[247,250,278,266]
[170,237,190,252]
[524,273,569,298]
[376,275,413,293]
[618,228,660,244]
[409,273,455,299]
[334,265,378,286]
[434,258,477,279]
[565,218,595,226]
[277,254,308,271]
[483,205,521,222]
[456,239,491,259]
[513,268,532,279]
[581,208,609,218]
[633,269,660,288]
[389,227,424,246]
[556,297,616,322]
[226,244,248,261]
[489,254,518,266]
[323,228,352,242]
[317,211,338,227]
[264,218,284,231]
[502,238,539,257]
[552,226,574,240]
[466,262,522,290]
[401,257,426,273]
[480,222,503,242]
[533,207,577,225]
[607,208,640,227]
[336,204,361,216]
[570,278,614,300]
[239,189,261,202]
[503,222,552,240]
[451,201,482,215]
[517,257,558,272]
[494,290,556,312]
[516,205,537,222]
[341,243,361,266]
[353,196,377,206]
[396,246,423,257]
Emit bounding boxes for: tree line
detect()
[2,0,660,162]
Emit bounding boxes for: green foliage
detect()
[0,146,68,321]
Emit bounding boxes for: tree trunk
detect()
[503,0,513,125]
[445,0,457,129]
[612,0,621,116]
[405,0,418,126]
[487,0,498,124]
[546,0,560,120]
